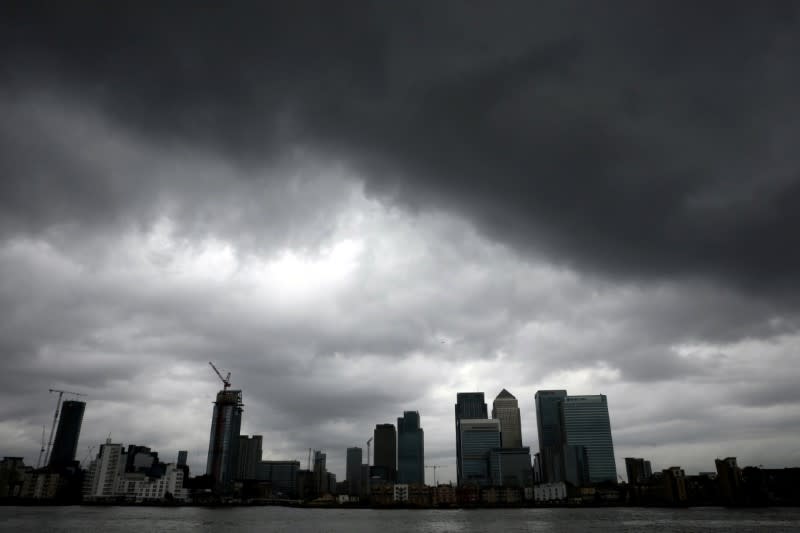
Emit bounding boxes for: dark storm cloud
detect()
[3,1,800,291]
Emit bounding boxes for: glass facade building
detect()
[560,395,617,483]
[397,411,424,485]
[489,447,533,487]
[534,390,567,482]
[455,392,488,485]
[257,460,300,497]
[373,424,397,482]
[346,447,363,496]
[459,418,501,486]
[205,389,243,489]
[49,400,86,470]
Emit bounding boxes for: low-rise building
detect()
[432,484,456,506]
[20,471,61,499]
[393,483,409,502]
[534,482,567,503]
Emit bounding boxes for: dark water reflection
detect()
[2,506,800,532]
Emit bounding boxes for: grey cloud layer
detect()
[2,2,800,478]
[3,2,800,290]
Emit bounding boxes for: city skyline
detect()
[3,2,800,491]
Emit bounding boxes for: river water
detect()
[2,506,800,532]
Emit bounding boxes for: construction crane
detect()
[208,362,231,390]
[426,464,442,486]
[44,389,85,466]
[366,437,373,466]
[36,425,46,468]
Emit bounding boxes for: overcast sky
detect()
[2,2,800,483]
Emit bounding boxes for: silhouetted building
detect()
[236,435,262,480]
[625,457,652,484]
[489,447,532,487]
[177,451,188,467]
[492,389,522,449]
[124,445,159,475]
[374,424,397,482]
[561,395,617,483]
[205,389,243,490]
[397,411,424,485]
[256,460,299,498]
[534,390,566,483]
[455,392,488,485]
[314,450,327,494]
[49,400,85,470]
[716,457,743,506]
[562,444,590,487]
[346,447,362,496]
[459,418,501,486]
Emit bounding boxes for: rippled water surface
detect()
[2,506,800,532]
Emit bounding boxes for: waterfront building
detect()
[205,389,243,489]
[256,460,299,498]
[397,411,424,485]
[49,400,85,470]
[534,481,567,502]
[560,395,617,483]
[455,392,488,485]
[492,389,522,449]
[236,435,263,480]
[346,447,362,496]
[534,390,566,482]
[625,457,652,484]
[83,439,123,501]
[459,418,501,486]
[489,447,533,487]
[374,424,397,482]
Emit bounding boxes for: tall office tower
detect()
[373,424,397,482]
[397,411,424,485]
[455,392,488,485]
[560,395,617,483]
[48,400,86,470]
[492,389,522,449]
[459,418,501,486]
[313,450,327,494]
[236,435,263,480]
[534,390,567,482]
[346,447,363,496]
[177,451,188,467]
[205,389,243,489]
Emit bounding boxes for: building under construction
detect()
[205,363,243,491]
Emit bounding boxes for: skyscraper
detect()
[205,389,243,489]
[346,447,362,496]
[492,389,522,449]
[534,390,567,482]
[459,418,501,486]
[455,392,488,485]
[314,450,327,494]
[49,400,85,470]
[373,424,397,482]
[397,411,424,485]
[560,395,617,483]
[177,451,188,467]
[236,435,262,480]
